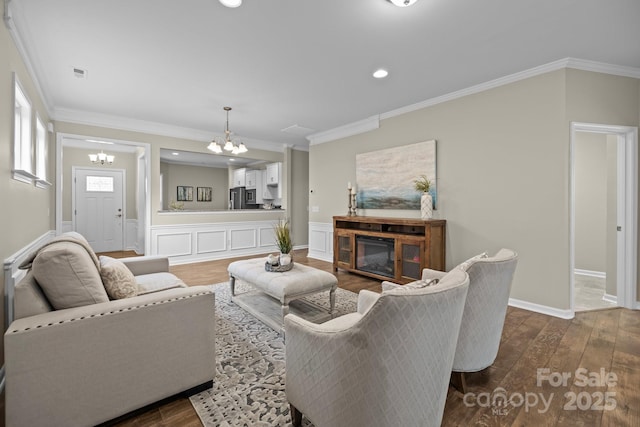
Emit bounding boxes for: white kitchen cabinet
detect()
[245,170,257,189]
[266,163,280,186]
[232,168,246,187]
[261,170,275,200]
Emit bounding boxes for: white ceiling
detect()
[8,0,640,151]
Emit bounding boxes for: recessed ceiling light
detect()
[373,69,389,79]
[219,0,242,7]
[388,0,418,6]
[172,152,179,156]
[229,158,235,161]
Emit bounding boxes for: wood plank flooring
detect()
[104,249,640,426]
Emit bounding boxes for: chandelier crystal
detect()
[88,150,114,165]
[208,106,248,155]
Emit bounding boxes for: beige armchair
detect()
[384,248,518,392]
[284,268,470,427]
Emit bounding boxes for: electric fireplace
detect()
[356,235,395,278]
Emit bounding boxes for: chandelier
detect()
[88,151,114,165]
[207,106,248,155]
[388,0,418,6]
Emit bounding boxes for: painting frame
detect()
[197,187,212,202]
[356,140,437,210]
[177,186,193,202]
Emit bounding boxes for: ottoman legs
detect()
[329,288,336,314]
[229,274,236,296]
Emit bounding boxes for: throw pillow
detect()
[100,256,138,300]
[387,278,439,292]
[32,241,109,309]
[456,252,489,272]
[406,278,439,288]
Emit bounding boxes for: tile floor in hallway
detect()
[574,273,617,311]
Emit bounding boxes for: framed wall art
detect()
[177,186,193,202]
[356,140,436,210]
[197,187,212,202]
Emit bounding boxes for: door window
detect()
[86,176,114,192]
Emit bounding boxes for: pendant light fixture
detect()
[88,150,115,165]
[207,107,248,155]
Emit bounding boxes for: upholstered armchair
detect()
[384,248,518,393]
[284,269,470,427]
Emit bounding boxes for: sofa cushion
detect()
[14,271,53,319]
[99,256,138,299]
[32,241,109,309]
[136,272,187,295]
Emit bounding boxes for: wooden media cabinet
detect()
[333,216,446,284]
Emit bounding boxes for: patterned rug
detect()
[190,281,358,427]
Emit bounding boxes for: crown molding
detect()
[307,115,380,145]
[565,57,640,79]
[310,57,640,145]
[53,107,287,153]
[4,0,54,117]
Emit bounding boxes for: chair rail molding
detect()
[150,220,281,265]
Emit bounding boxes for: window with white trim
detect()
[13,74,35,183]
[35,115,50,188]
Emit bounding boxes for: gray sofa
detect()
[4,232,215,427]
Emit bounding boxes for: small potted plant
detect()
[274,218,293,266]
[413,175,433,219]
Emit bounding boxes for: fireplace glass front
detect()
[356,235,395,278]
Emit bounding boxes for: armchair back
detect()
[285,268,469,427]
[453,248,518,372]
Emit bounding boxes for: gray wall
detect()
[309,69,640,311]
[290,149,310,248]
[574,132,607,272]
[161,162,228,210]
[1,20,54,361]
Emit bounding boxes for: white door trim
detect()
[570,122,638,312]
[56,133,152,255]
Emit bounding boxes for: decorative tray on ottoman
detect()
[265,261,294,272]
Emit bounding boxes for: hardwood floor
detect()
[107,249,640,426]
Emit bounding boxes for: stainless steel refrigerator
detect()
[229,187,247,210]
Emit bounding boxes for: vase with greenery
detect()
[274,218,293,265]
[413,175,433,220]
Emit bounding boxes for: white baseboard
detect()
[574,269,606,279]
[307,251,333,263]
[602,293,618,304]
[61,221,73,233]
[508,298,574,319]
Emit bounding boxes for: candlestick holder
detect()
[347,189,354,216]
[350,192,357,216]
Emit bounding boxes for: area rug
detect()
[189,281,358,427]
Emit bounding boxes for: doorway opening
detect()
[56,133,151,255]
[570,123,638,313]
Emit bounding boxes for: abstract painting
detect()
[356,140,436,210]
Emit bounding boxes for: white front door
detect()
[73,168,125,253]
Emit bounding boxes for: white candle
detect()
[347,181,352,190]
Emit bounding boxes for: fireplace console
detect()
[333,216,446,284]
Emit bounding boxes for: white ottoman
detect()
[228,258,338,325]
